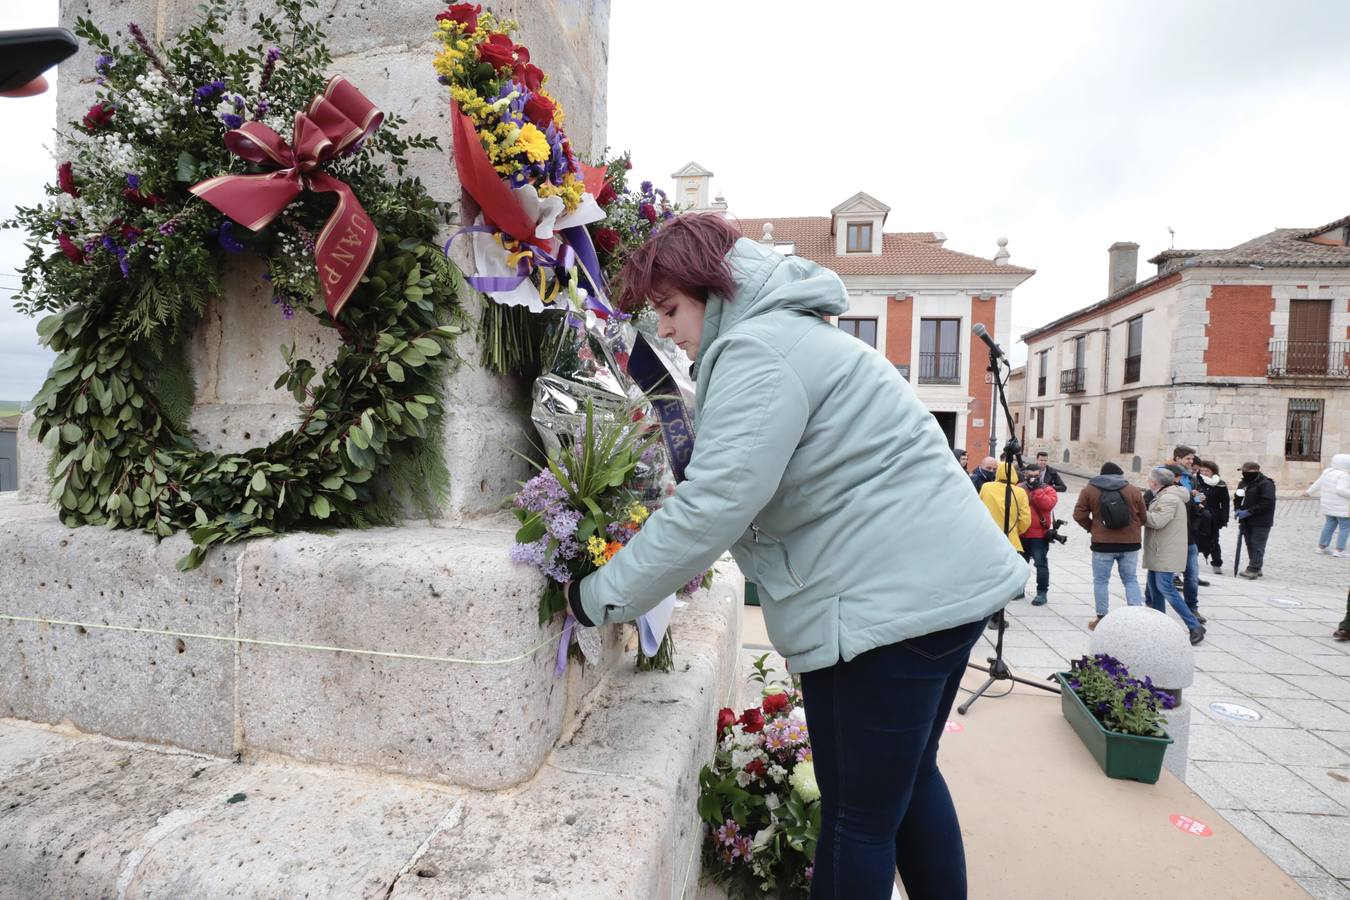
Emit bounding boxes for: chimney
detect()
[1107,241,1139,295]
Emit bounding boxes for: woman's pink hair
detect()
[617,213,741,311]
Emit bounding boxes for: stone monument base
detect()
[0,525,743,898]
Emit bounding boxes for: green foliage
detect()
[12,0,462,569]
[477,297,547,376]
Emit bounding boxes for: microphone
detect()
[972,323,1004,359]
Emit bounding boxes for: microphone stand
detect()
[958,337,1061,715]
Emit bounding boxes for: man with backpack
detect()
[1073,461,1148,630]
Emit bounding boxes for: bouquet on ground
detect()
[698,656,819,898]
[511,399,704,671]
[1065,654,1176,736]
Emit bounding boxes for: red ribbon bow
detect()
[190,76,384,319]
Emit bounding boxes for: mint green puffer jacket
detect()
[578,238,1026,672]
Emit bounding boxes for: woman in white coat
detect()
[1307,454,1350,558]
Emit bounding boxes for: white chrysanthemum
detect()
[768,764,787,783]
[764,793,780,811]
[789,761,819,803]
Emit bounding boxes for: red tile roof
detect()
[729,216,1035,277]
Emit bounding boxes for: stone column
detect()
[2,0,622,790]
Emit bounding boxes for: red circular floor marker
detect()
[1169,814,1213,837]
[944,720,965,734]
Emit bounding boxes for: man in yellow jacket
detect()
[980,462,1032,551]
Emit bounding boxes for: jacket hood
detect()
[1333,454,1350,473]
[994,462,1019,484]
[1201,473,1225,487]
[697,238,849,361]
[1089,474,1128,491]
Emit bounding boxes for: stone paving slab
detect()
[1009,475,1350,890]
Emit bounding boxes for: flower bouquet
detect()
[432,3,608,313]
[511,399,703,672]
[1057,654,1177,783]
[698,656,819,898]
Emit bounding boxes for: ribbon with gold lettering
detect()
[190,76,383,319]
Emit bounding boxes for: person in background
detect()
[1143,467,1206,645]
[1197,460,1230,574]
[1335,588,1350,642]
[1163,445,1208,620]
[1074,461,1147,630]
[970,456,998,492]
[1019,463,1059,606]
[1235,461,1277,579]
[953,447,969,473]
[1307,453,1350,558]
[1035,450,1068,493]
[979,462,1032,552]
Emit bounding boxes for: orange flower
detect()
[604,541,623,560]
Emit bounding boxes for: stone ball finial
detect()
[1087,606,1194,690]
[761,222,774,242]
[993,236,1011,266]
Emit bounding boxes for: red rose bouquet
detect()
[698,655,819,897]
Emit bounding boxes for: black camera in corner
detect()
[1046,518,1068,545]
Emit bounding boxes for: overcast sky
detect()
[4,1,1350,402]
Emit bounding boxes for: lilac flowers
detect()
[510,470,583,584]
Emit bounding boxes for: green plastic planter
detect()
[1054,672,1173,784]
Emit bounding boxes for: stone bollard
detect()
[1088,605,1194,782]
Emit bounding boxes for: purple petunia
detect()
[125,173,140,190]
[94,54,113,74]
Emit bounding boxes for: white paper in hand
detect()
[637,594,676,657]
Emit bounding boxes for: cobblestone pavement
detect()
[1004,473,1350,897]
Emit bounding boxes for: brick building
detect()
[672,163,1036,456]
[1019,218,1350,487]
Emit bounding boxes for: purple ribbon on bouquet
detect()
[443,224,577,295]
[555,612,576,676]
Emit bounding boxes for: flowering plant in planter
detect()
[1065,654,1177,737]
[697,655,819,899]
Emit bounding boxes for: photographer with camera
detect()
[1019,463,1062,606]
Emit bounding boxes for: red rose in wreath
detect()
[738,707,765,734]
[716,707,736,737]
[594,227,620,254]
[595,181,618,207]
[762,690,791,715]
[83,102,115,130]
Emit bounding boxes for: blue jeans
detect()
[1320,515,1350,551]
[1183,543,1200,612]
[801,617,986,900]
[1091,550,1143,616]
[1023,537,1050,595]
[1145,570,1201,631]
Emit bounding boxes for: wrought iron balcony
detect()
[1268,341,1350,378]
[1060,367,1087,393]
[918,352,961,385]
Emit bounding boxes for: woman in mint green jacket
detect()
[565,215,1026,899]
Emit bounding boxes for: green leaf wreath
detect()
[5,0,467,570]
